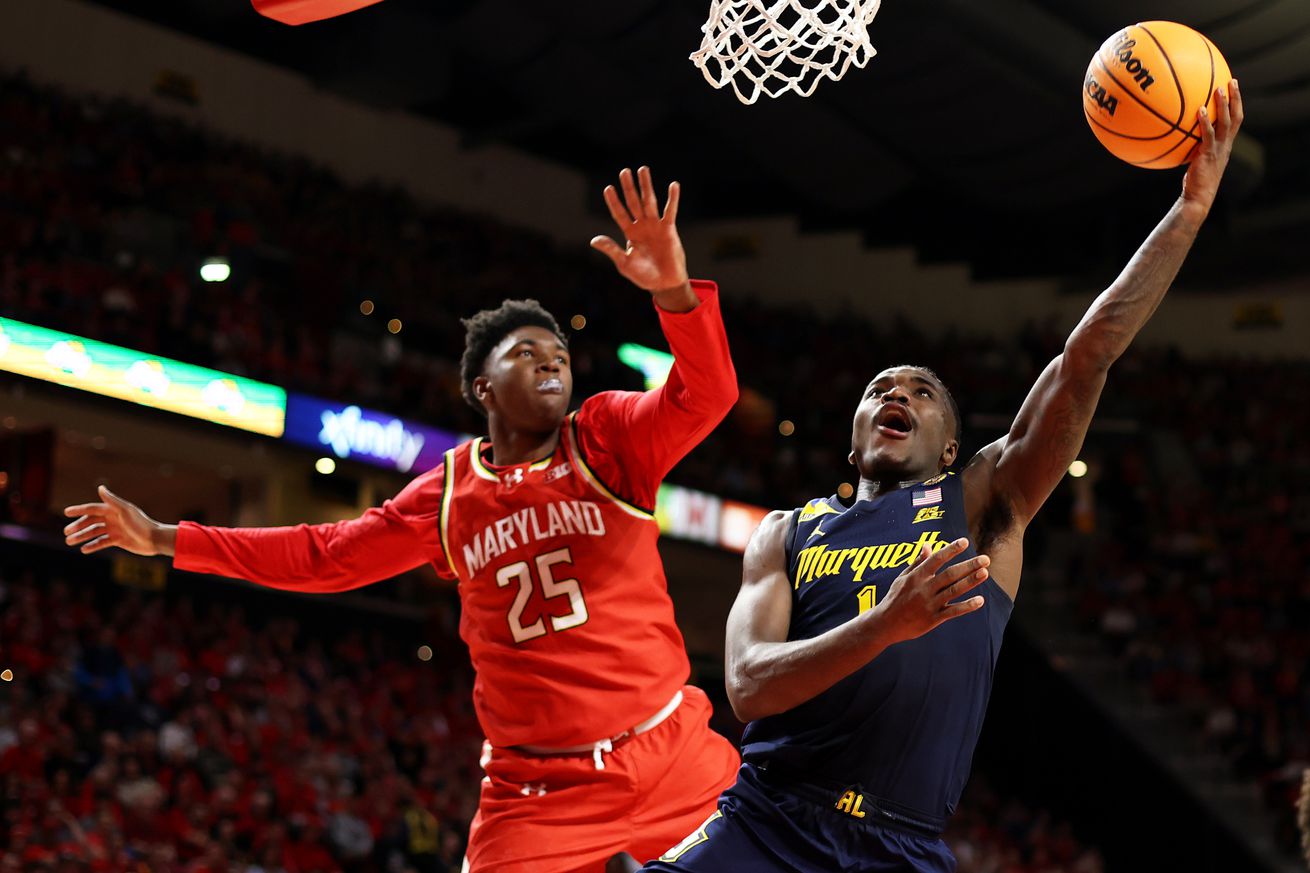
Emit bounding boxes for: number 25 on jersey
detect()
[496,548,589,643]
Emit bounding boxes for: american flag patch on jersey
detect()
[912,487,942,507]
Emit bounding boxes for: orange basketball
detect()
[1083,21,1231,169]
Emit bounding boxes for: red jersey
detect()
[174,281,737,748]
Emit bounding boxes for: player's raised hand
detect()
[870,538,988,643]
[591,166,689,298]
[63,486,174,557]
[1182,79,1243,214]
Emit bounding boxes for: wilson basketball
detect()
[1083,21,1231,169]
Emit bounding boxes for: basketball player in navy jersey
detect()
[646,80,1243,872]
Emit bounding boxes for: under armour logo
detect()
[500,467,525,489]
[520,782,547,797]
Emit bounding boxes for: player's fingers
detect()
[637,166,659,219]
[933,554,990,593]
[904,542,934,575]
[64,502,108,517]
[63,515,103,536]
[590,235,627,266]
[917,537,970,578]
[937,566,990,603]
[80,534,116,555]
[936,596,985,625]
[619,168,642,222]
[1214,84,1232,134]
[63,513,104,533]
[98,485,133,510]
[1196,105,1215,148]
[662,181,681,224]
[602,185,633,229]
[1228,79,1244,130]
[66,522,108,547]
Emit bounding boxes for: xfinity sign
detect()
[284,394,463,474]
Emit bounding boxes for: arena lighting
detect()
[417,646,433,662]
[199,258,231,283]
[617,343,675,390]
[0,317,286,436]
[315,457,337,475]
[0,669,12,682]
[1069,460,1089,478]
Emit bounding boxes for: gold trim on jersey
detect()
[799,499,842,522]
[469,438,498,482]
[439,448,459,582]
[563,413,656,522]
[469,438,556,481]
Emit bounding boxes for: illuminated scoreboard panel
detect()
[0,318,286,437]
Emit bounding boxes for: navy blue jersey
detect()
[739,472,1013,830]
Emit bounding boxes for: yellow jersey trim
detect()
[468,437,498,482]
[438,448,459,581]
[564,413,656,522]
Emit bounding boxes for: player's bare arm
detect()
[725,511,990,722]
[591,165,698,313]
[64,486,177,557]
[962,79,1244,600]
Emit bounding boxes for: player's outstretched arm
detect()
[591,165,697,313]
[63,476,440,593]
[971,81,1244,532]
[577,167,738,501]
[725,512,989,722]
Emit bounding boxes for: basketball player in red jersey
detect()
[62,167,742,872]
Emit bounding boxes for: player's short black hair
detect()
[881,364,964,445]
[460,299,567,417]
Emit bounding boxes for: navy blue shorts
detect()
[641,765,956,873]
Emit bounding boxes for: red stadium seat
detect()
[251,0,384,25]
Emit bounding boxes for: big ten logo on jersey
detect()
[544,461,572,482]
[462,499,606,576]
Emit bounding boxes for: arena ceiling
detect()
[85,0,1310,286]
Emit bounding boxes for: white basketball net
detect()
[690,0,883,104]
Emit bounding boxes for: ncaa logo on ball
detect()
[1085,75,1118,116]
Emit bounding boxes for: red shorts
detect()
[464,685,740,873]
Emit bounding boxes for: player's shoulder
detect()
[747,496,837,555]
[575,390,642,426]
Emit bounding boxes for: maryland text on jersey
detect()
[462,499,607,575]
[794,529,952,588]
